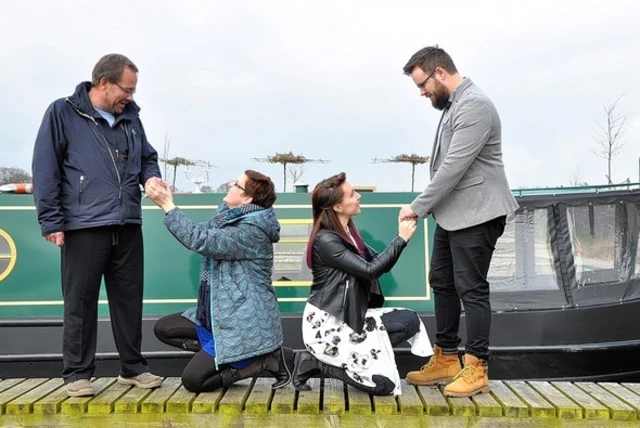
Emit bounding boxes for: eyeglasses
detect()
[114,82,136,96]
[233,181,247,192]
[417,69,436,90]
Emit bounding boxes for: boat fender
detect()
[0,183,34,194]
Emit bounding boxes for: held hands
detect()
[44,231,64,247]
[145,177,175,213]
[398,205,418,221]
[398,205,418,242]
[398,218,418,243]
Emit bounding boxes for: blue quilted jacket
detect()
[164,206,283,365]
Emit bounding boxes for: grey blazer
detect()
[410,78,519,231]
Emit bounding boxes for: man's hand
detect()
[144,177,168,192]
[399,205,418,221]
[146,178,175,213]
[44,232,64,247]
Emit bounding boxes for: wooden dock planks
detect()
[0,375,640,427]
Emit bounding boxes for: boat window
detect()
[489,208,568,310]
[567,205,617,286]
[636,241,640,280]
[272,222,313,282]
[568,201,640,305]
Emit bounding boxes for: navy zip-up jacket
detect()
[32,82,161,235]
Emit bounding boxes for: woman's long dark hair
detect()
[306,172,365,268]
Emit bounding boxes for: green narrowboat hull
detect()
[0,192,435,318]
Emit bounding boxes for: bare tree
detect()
[254,152,329,192]
[590,94,627,184]
[568,167,586,186]
[287,164,306,189]
[372,154,429,191]
[162,132,171,183]
[0,167,31,185]
[214,180,232,193]
[199,185,213,193]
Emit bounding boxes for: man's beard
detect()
[430,80,450,110]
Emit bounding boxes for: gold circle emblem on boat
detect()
[0,229,17,282]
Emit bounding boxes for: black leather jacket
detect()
[307,229,407,334]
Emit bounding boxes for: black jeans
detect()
[61,225,149,383]
[154,312,229,392]
[430,216,506,360]
[380,309,421,347]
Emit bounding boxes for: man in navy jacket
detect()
[32,53,163,397]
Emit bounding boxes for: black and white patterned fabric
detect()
[302,303,432,396]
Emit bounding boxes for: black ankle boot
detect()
[268,347,294,389]
[219,348,295,389]
[219,359,265,388]
[292,351,320,391]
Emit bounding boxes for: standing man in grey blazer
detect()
[399,46,519,398]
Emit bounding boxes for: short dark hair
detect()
[244,170,277,208]
[92,53,138,86]
[403,45,457,76]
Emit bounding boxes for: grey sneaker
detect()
[66,379,94,397]
[118,372,162,389]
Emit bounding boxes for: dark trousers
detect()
[430,216,506,360]
[380,309,421,347]
[154,312,228,392]
[61,225,148,382]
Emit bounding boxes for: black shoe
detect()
[292,351,320,391]
[219,359,264,388]
[180,339,201,353]
[270,347,294,389]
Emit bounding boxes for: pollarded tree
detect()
[372,154,429,191]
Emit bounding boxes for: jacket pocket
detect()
[128,124,142,158]
[454,175,484,190]
[342,280,349,307]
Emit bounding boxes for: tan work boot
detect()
[443,354,490,397]
[406,345,462,386]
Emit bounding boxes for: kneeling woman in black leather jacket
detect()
[292,172,433,396]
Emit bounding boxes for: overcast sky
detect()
[1,0,639,192]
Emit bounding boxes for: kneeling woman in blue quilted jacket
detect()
[147,170,293,392]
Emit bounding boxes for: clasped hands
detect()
[145,177,175,213]
[398,205,418,242]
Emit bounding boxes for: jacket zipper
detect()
[212,263,220,370]
[343,280,349,307]
[79,175,85,204]
[66,99,123,201]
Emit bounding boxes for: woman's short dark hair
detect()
[244,170,276,208]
